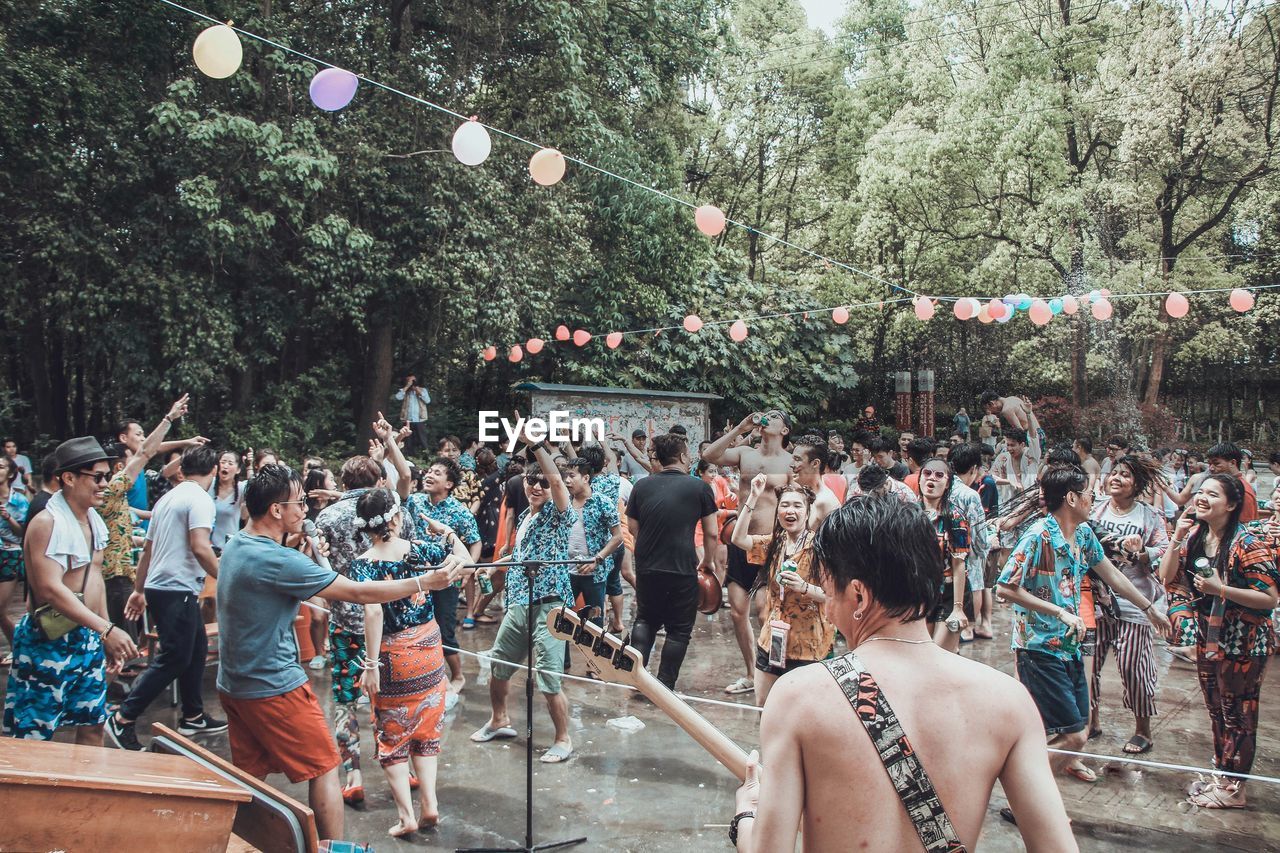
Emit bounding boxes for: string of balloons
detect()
[178,11,1271,365]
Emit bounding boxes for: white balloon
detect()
[193,25,242,79]
[452,120,491,166]
[996,306,1013,323]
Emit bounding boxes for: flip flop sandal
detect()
[1064,764,1098,783]
[1123,735,1153,754]
[470,724,518,743]
[539,743,573,763]
[475,615,499,624]
[1087,728,1103,741]
[1188,785,1245,809]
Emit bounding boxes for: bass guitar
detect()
[545,605,751,781]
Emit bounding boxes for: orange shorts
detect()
[220,683,340,783]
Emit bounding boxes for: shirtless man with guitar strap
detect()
[548,495,1077,852]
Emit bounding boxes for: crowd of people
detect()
[0,383,1277,848]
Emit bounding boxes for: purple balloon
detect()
[310,68,358,111]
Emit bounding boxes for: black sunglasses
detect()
[525,476,550,488]
[76,469,111,484]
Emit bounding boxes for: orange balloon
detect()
[1091,298,1113,320]
[977,305,993,324]
[508,345,523,362]
[526,337,545,354]
[683,314,703,333]
[1061,295,1079,315]
[573,329,591,346]
[729,320,748,341]
[694,204,726,236]
[529,147,566,185]
[482,345,497,361]
[1029,299,1052,326]
[555,325,570,341]
[1229,288,1254,312]
[606,331,623,349]
[914,297,935,321]
[987,298,1006,320]
[832,306,849,324]
[1165,292,1189,319]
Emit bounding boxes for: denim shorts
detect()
[605,559,623,597]
[1016,648,1089,735]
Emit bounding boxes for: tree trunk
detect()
[357,319,394,443]
[1142,255,1175,407]
[23,318,59,437]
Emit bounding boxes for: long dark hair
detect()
[920,459,957,554]
[754,484,815,593]
[217,450,242,503]
[1187,473,1246,579]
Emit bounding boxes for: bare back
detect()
[736,447,793,534]
[755,644,1070,852]
[999,396,1030,431]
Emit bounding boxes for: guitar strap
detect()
[821,652,966,853]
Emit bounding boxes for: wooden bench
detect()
[0,736,250,852]
[149,723,320,853]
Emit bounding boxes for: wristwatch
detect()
[728,811,755,845]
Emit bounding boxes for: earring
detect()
[852,610,864,621]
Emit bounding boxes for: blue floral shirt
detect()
[506,501,579,607]
[591,472,621,509]
[406,493,481,547]
[577,492,621,582]
[997,514,1105,660]
[351,539,448,635]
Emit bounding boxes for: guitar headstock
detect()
[545,606,647,689]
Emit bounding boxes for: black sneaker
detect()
[106,714,143,751]
[178,713,228,736]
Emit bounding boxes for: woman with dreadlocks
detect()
[1086,455,1170,755]
[731,474,833,706]
[918,457,970,653]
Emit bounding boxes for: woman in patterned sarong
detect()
[352,488,468,837]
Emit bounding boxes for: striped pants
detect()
[1090,614,1158,718]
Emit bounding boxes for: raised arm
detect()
[122,395,189,481]
[372,412,412,500]
[703,413,760,467]
[731,474,768,551]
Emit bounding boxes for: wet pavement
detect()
[4,590,1278,851]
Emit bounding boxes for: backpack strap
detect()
[822,652,966,852]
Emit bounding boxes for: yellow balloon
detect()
[193,25,243,79]
[529,148,566,186]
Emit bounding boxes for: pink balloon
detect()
[832,306,849,324]
[953,299,974,321]
[529,148,566,186]
[1230,288,1255,312]
[683,314,703,333]
[482,346,496,362]
[1165,292,1189,319]
[977,305,993,324]
[526,337,544,354]
[914,298,935,321]
[1029,299,1052,326]
[573,329,591,347]
[309,68,359,111]
[987,298,1006,320]
[1100,288,1112,297]
[606,331,623,349]
[1091,298,1113,320]
[729,320,748,341]
[1061,295,1079,315]
[508,345,523,363]
[694,205,726,237]
[555,325,570,341]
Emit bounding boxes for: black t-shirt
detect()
[503,473,529,520]
[23,489,53,542]
[888,461,910,481]
[626,469,716,575]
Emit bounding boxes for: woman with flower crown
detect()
[350,486,474,838]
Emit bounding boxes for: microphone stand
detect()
[457,557,594,853]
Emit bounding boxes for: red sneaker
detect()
[341,784,364,806]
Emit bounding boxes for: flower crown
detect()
[354,494,401,529]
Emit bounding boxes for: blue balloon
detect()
[1049,298,1063,315]
[1017,294,1032,310]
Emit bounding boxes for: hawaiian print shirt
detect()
[405,493,480,547]
[100,471,138,581]
[948,481,987,590]
[452,470,481,509]
[747,533,834,662]
[591,472,621,508]
[0,490,28,550]
[998,514,1105,660]
[1171,526,1278,659]
[351,539,448,635]
[575,492,620,583]
[930,498,971,584]
[505,501,578,607]
[315,489,375,635]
